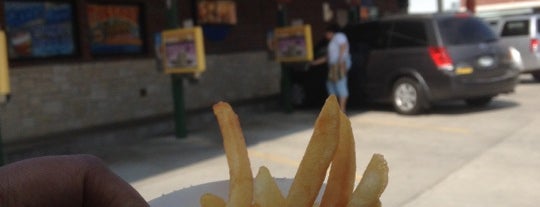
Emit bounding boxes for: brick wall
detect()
[475,0,536,4]
[0,52,280,143]
[461,0,539,6]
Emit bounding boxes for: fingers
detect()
[81,155,149,207]
[0,155,148,207]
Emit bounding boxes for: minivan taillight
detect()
[429,47,453,71]
[530,38,538,53]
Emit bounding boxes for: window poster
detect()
[4,1,76,58]
[161,27,206,74]
[274,25,313,62]
[87,4,143,55]
[197,0,237,25]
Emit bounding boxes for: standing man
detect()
[311,23,351,112]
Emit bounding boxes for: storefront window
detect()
[4,1,77,59]
[87,4,144,55]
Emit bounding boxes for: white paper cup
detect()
[149,178,326,207]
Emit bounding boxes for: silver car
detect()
[491,14,540,80]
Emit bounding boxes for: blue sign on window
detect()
[4,1,76,58]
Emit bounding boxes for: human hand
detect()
[0,154,149,207]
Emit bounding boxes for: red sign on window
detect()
[198,0,237,25]
[87,4,144,55]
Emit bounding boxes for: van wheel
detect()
[392,78,425,115]
[465,96,493,107]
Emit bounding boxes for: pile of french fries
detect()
[205,95,388,207]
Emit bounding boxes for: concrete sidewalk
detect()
[115,93,540,206]
[109,110,323,201]
[4,84,540,206]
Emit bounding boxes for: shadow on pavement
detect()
[104,108,326,183]
[348,98,519,116]
[427,99,519,115]
[2,96,519,184]
[4,100,329,184]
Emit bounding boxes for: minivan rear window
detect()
[438,17,498,45]
[501,20,530,36]
[389,21,428,48]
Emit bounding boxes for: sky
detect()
[408,0,462,13]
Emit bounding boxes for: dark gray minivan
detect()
[345,13,521,114]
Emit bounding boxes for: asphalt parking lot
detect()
[53,75,540,206]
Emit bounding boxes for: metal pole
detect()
[167,0,187,138]
[171,75,187,138]
[278,3,293,113]
[348,5,360,24]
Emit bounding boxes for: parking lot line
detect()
[356,119,472,135]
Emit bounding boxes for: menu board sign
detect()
[161,27,206,74]
[4,1,76,58]
[87,4,144,55]
[274,25,313,62]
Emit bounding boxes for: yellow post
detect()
[0,30,9,165]
[0,30,9,99]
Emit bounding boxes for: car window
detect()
[388,21,427,48]
[344,23,378,44]
[438,16,498,45]
[501,20,530,36]
[344,22,390,50]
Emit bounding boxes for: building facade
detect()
[0,0,406,144]
[463,0,540,16]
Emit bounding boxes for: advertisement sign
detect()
[161,27,206,74]
[87,4,143,55]
[274,25,313,62]
[197,0,237,25]
[4,1,76,58]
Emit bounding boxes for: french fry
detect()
[253,166,286,207]
[347,154,388,207]
[213,102,254,207]
[319,111,357,207]
[205,97,390,207]
[286,95,341,207]
[200,193,226,207]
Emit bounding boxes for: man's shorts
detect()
[326,78,349,98]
